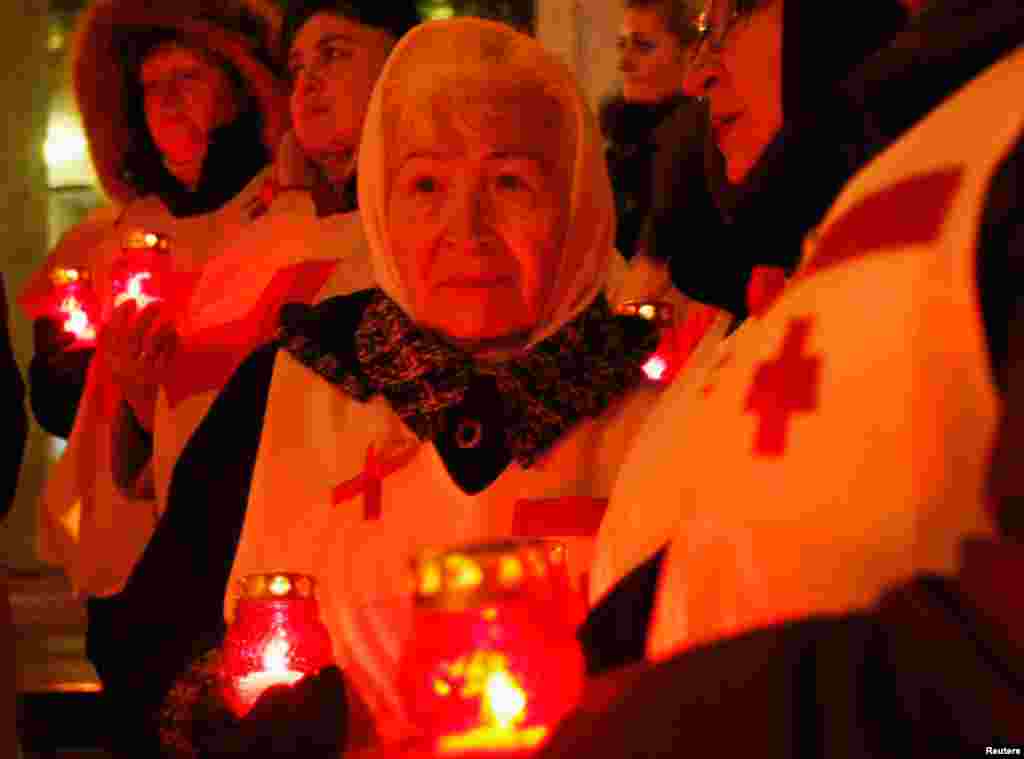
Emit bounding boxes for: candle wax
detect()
[234,668,304,707]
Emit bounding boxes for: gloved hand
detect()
[33,317,94,373]
[223,665,349,758]
[29,317,94,437]
[161,650,349,759]
[100,300,178,432]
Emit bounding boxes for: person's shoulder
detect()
[276,290,377,395]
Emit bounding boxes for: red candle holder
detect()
[220,572,335,718]
[398,540,585,755]
[110,229,172,313]
[616,300,679,384]
[49,266,99,348]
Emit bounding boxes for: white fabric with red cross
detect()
[599,46,1024,662]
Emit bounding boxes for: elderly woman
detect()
[585,0,1019,713]
[165,16,669,750]
[19,1,287,756]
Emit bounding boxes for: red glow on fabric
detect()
[796,168,964,282]
[161,259,338,408]
[699,351,734,399]
[744,317,821,457]
[221,596,334,717]
[332,441,420,519]
[511,497,608,538]
[746,266,788,318]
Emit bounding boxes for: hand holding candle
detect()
[220,573,335,718]
[111,230,172,314]
[100,300,178,430]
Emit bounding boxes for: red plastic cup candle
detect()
[220,572,335,717]
[398,540,585,756]
[617,300,679,384]
[50,266,99,348]
[110,230,171,312]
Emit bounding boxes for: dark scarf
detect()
[141,110,269,218]
[602,96,687,152]
[841,0,1024,160]
[279,290,659,468]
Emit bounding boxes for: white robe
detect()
[596,45,1024,663]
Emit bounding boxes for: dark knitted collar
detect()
[279,289,659,468]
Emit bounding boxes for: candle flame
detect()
[643,354,669,381]
[113,271,157,310]
[484,669,526,728]
[437,651,546,753]
[59,295,96,341]
[262,634,291,673]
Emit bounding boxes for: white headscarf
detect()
[357,17,617,346]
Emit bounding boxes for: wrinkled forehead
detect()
[388,73,572,167]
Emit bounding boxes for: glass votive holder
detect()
[48,266,99,348]
[110,229,172,313]
[220,572,334,717]
[397,539,585,755]
[616,299,679,384]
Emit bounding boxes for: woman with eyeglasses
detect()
[539,0,1024,753]
[583,0,908,676]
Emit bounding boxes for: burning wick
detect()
[59,295,96,341]
[643,354,669,382]
[234,633,304,709]
[113,271,158,310]
[438,653,547,753]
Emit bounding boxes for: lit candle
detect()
[52,267,98,348]
[233,633,305,707]
[616,300,679,385]
[399,540,585,755]
[220,573,334,718]
[111,230,171,314]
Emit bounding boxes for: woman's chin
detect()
[429,311,536,353]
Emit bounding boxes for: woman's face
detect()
[387,90,566,346]
[618,6,688,104]
[288,13,394,169]
[140,43,239,166]
[682,0,783,183]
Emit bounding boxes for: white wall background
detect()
[536,0,624,113]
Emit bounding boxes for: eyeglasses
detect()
[687,0,760,68]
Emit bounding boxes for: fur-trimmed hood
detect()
[72,0,287,204]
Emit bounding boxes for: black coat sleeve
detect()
[541,541,1024,759]
[28,317,92,439]
[0,277,26,521]
[976,132,1024,540]
[84,342,279,758]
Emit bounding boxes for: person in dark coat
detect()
[602,0,703,262]
[1,276,25,520]
[1,274,26,759]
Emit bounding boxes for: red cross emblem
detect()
[332,441,420,520]
[744,317,821,457]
